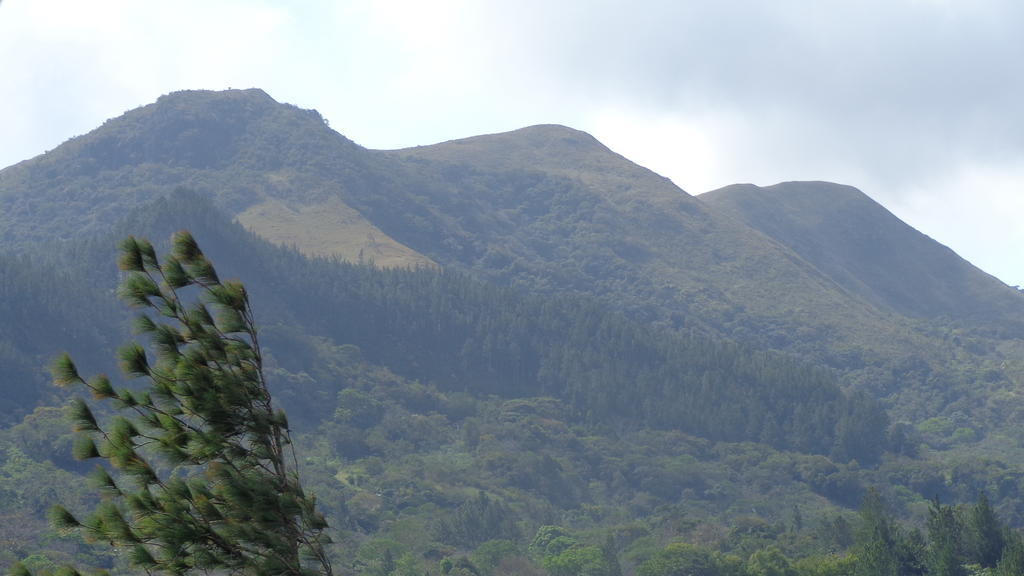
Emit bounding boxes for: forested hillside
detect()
[0,194,1022,575]
[2,89,1024,575]
[1,192,892,452]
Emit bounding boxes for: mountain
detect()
[2,89,1023,424]
[0,88,1019,399]
[3,89,1024,574]
[701,181,1024,332]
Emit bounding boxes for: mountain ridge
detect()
[1,88,1022,424]
[387,123,689,210]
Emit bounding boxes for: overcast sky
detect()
[3,0,1023,286]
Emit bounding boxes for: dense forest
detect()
[0,191,894,458]
[1,193,1023,576]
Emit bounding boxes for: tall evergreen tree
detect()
[854,489,901,576]
[926,498,965,576]
[600,534,622,576]
[964,492,1005,568]
[995,534,1024,576]
[16,232,332,576]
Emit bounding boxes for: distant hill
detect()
[701,181,1024,333]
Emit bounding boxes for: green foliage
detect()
[530,526,577,559]
[527,526,619,576]
[995,534,1024,576]
[637,542,721,576]
[927,498,966,576]
[28,232,332,576]
[747,546,797,576]
[541,545,612,576]
[438,491,518,548]
[792,554,857,576]
[470,540,519,575]
[853,489,917,576]
[964,493,1005,568]
[0,253,120,423]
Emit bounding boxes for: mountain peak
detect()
[119,87,297,133]
[388,122,693,206]
[31,88,349,176]
[0,89,389,257]
[497,123,606,148]
[390,123,610,167]
[155,87,275,104]
[712,180,879,208]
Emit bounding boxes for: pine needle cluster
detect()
[17,232,332,576]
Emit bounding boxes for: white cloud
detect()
[586,108,731,194]
[0,0,289,162]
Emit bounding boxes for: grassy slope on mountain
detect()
[698,182,1024,436]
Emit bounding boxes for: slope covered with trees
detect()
[3,199,1024,576]
[0,192,890,457]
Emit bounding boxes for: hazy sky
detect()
[3,0,1023,286]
